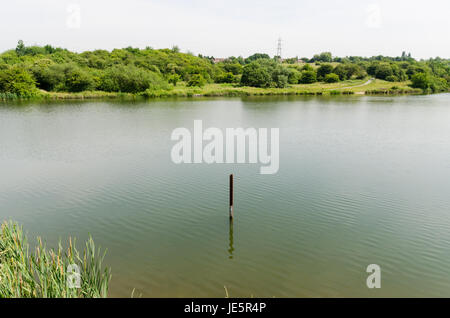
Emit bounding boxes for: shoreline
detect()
[0,79,440,101]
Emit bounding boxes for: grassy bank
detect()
[0,79,427,101]
[0,221,110,297]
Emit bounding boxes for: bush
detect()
[410,73,430,90]
[187,74,206,87]
[240,62,272,87]
[0,66,38,97]
[65,68,95,92]
[221,62,243,75]
[168,74,181,86]
[100,65,168,93]
[374,63,393,80]
[324,73,340,83]
[216,72,237,84]
[411,73,448,92]
[288,69,302,84]
[299,70,317,84]
[272,65,290,88]
[317,64,334,80]
[385,75,398,82]
[332,65,348,80]
[312,52,332,63]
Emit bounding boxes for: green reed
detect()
[0,221,111,298]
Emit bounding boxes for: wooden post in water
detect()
[229,174,234,219]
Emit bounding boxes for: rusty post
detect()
[229,174,234,219]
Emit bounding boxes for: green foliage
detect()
[312,52,332,63]
[240,61,272,87]
[0,66,38,97]
[301,64,314,72]
[216,72,238,84]
[324,73,340,83]
[317,64,334,80]
[240,59,292,88]
[100,65,167,93]
[410,72,448,92]
[386,75,398,82]
[287,69,302,84]
[0,221,111,297]
[220,62,243,75]
[272,65,290,88]
[333,64,366,80]
[15,40,26,56]
[168,73,181,86]
[299,70,317,84]
[0,41,448,96]
[244,53,271,64]
[65,67,95,92]
[187,74,206,87]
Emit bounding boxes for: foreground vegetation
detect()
[0,41,448,100]
[0,221,110,297]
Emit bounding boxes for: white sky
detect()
[1,0,449,59]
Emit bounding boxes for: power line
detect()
[277,37,282,60]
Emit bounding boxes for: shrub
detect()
[240,62,272,87]
[221,62,243,75]
[65,68,95,92]
[0,66,38,97]
[324,73,340,83]
[411,73,448,92]
[410,73,430,90]
[272,65,290,88]
[216,72,237,84]
[385,75,398,82]
[374,63,393,80]
[317,64,334,80]
[288,69,302,84]
[312,52,332,63]
[332,65,348,80]
[187,74,206,87]
[299,70,317,84]
[168,74,181,86]
[100,65,168,93]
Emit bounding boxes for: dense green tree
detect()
[240,62,272,87]
[287,69,302,84]
[317,64,334,80]
[312,52,332,63]
[299,70,317,84]
[100,65,166,93]
[187,74,206,87]
[221,62,243,75]
[64,68,95,92]
[244,53,271,64]
[216,72,238,84]
[0,66,38,97]
[168,74,181,86]
[410,73,448,92]
[15,40,26,56]
[324,73,340,83]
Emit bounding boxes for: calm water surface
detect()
[0,94,450,297]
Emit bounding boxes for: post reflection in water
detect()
[228,219,234,259]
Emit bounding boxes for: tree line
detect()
[0,41,448,98]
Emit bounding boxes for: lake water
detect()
[1,94,450,297]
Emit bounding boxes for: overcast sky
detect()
[1,0,449,59]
